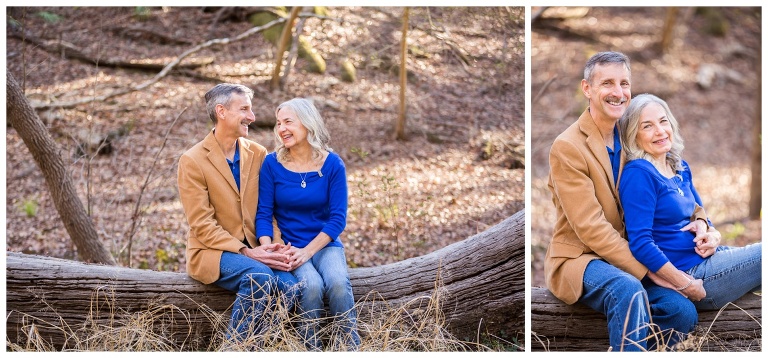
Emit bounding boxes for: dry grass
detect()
[6,281,502,352]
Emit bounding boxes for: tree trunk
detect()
[270,6,301,91]
[659,7,679,53]
[6,210,524,350]
[6,69,116,265]
[749,49,761,219]
[530,287,761,351]
[395,7,410,140]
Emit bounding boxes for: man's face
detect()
[581,63,631,123]
[217,93,255,138]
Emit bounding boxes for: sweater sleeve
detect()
[619,164,671,272]
[684,161,713,228]
[320,154,348,239]
[255,155,276,239]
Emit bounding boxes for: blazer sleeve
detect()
[178,153,245,253]
[549,139,647,279]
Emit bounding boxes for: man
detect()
[177,83,297,342]
[544,52,709,351]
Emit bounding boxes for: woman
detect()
[618,93,761,311]
[255,98,360,350]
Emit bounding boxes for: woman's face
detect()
[636,102,674,161]
[276,107,308,149]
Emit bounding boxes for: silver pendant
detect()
[677,188,684,196]
[301,180,306,188]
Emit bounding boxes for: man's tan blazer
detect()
[177,130,282,284]
[544,109,648,304]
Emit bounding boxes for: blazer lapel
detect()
[579,110,616,190]
[238,138,254,195]
[203,131,240,195]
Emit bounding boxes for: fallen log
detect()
[531,286,761,352]
[6,210,524,350]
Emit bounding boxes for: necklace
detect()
[672,173,684,196]
[299,172,308,188]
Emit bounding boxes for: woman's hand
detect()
[694,230,721,258]
[680,278,706,301]
[287,246,314,270]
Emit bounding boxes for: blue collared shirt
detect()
[607,125,621,184]
[226,141,241,191]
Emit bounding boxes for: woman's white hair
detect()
[273,98,333,164]
[618,93,685,171]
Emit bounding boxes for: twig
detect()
[533,75,557,105]
[29,18,286,110]
[121,107,186,267]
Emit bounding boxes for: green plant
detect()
[350,147,369,161]
[36,11,62,23]
[722,222,746,243]
[133,6,151,21]
[21,199,39,217]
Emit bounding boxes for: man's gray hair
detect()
[584,51,631,84]
[204,83,254,124]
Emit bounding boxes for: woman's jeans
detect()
[293,246,360,351]
[578,259,698,351]
[215,251,299,342]
[685,243,762,311]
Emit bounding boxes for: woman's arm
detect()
[619,165,672,273]
[287,154,347,269]
[255,156,276,241]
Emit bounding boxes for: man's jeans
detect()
[293,246,360,351]
[579,259,697,351]
[215,251,299,341]
[686,243,762,311]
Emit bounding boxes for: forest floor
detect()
[5,7,525,272]
[530,7,762,287]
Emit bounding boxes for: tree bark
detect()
[6,69,116,265]
[395,7,410,140]
[748,49,761,219]
[270,6,301,91]
[530,287,761,352]
[659,7,679,53]
[6,210,524,350]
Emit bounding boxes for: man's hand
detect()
[239,243,291,271]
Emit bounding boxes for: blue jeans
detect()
[686,243,762,311]
[579,260,697,351]
[293,246,360,351]
[215,251,299,341]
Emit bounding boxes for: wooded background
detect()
[5,6,525,348]
[530,7,762,350]
[530,6,762,287]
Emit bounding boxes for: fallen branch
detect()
[6,210,525,350]
[22,17,286,110]
[9,29,210,71]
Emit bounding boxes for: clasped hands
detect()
[681,219,721,258]
[239,242,311,271]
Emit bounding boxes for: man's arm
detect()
[178,154,245,253]
[549,139,647,279]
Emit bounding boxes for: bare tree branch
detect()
[121,107,186,267]
[28,17,286,110]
